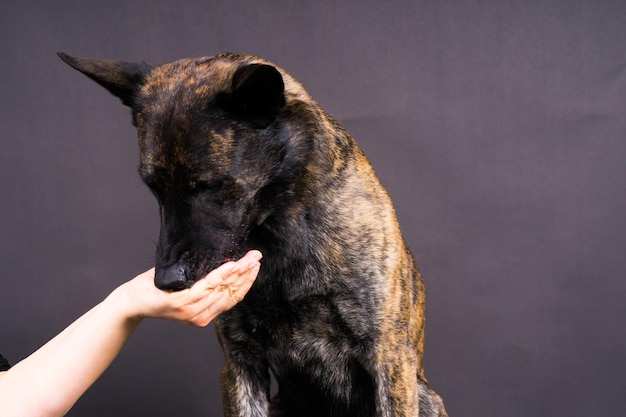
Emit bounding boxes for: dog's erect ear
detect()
[218,63,285,128]
[57,52,151,107]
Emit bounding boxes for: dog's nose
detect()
[154,263,188,291]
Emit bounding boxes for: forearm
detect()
[0,252,261,417]
[0,289,140,417]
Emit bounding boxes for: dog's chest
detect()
[242,305,379,416]
[232,286,377,368]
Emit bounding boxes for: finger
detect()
[221,250,263,284]
[195,250,262,288]
[189,279,250,326]
[196,261,240,290]
[227,262,261,303]
[200,260,259,308]
[186,293,233,327]
[239,250,263,268]
[184,263,261,327]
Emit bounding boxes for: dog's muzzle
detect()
[155,261,189,291]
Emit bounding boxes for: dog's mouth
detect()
[202,255,237,272]
[154,250,242,291]
[155,225,249,291]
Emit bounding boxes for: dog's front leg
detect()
[374,346,420,417]
[220,359,270,417]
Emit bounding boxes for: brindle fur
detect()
[59,51,448,417]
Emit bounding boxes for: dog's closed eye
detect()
[187,179,224,194]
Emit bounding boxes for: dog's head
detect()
[59,52,312,290]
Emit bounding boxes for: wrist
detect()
[104,283,145,327]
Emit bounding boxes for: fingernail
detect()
[249,250,263,261]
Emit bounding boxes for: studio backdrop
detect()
[1,1,625,416]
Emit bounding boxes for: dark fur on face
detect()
[59,51,448,417]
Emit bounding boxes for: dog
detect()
[59,51,448,417]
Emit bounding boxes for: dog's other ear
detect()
[218,63,285,128]
[57,52,151,107]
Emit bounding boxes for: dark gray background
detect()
[1,1,625,416]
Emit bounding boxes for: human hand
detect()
[113,250,262,327]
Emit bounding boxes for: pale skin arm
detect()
[0,250,262,417]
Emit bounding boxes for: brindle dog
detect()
[59,52,448,417]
